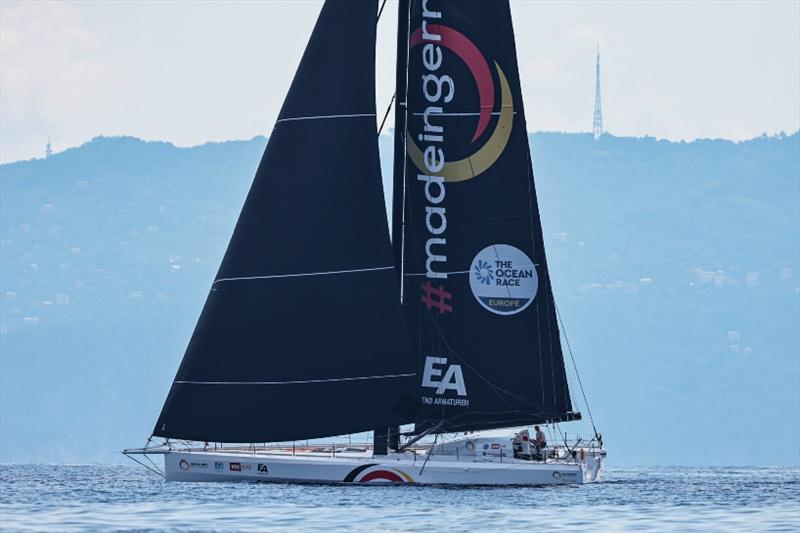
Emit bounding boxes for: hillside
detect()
[1,132,798,465]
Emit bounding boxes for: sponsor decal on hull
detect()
[343,464,414,484]
[553,470,579,480]
[179,459,209,471]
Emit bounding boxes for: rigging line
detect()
[143,452,164,476]
[547,286,558,412]
[419,432,438,477]
[398,421,443,452]
[426,318,505,408]
[377,0,388,22]
[560,324,582,415]
[398,0,413,303]
[522,148,548,409]
[123,453,165,479]
[426,314,519,410]
[554,302,598,438]
[545,423,556,447]
[378,92,396,136]
[553,421,566,448]
[550,285,572,414]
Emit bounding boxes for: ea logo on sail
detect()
[421,356,468,407]
[422,356,466,396]
[469,244,538,315]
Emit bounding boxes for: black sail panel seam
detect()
[213,265,395,285]
[275,113,376,124]
[174,373,417,386]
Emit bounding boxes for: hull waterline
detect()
[158,450,603,486]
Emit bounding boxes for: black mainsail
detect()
[153,0,417,444]
[394,0,579,433]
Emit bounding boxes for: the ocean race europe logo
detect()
[469,244,537,315]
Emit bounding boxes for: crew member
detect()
[533,425,547,460]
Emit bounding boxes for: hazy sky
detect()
[1,0,798,163]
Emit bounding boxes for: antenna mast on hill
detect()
[592,44,604,139]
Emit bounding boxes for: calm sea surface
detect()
[1,465,798,531]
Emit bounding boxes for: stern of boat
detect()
[580,448,605,483]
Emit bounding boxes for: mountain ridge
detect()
[1,131,798,465]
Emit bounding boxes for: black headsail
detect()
[154,0,417,444]
[395,0,580,433]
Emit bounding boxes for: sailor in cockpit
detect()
[533,426,548,460]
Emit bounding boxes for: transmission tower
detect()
[592,44,604,139]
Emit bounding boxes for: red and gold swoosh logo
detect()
[407,25,513,183]
[343,464,414,483]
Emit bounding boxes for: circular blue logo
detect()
[469,244,538,315]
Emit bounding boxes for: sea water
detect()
[1,465,798,531]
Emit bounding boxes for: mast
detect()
[375,0,413,455]
[391,0,411,281]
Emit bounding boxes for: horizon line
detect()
[2,129,798,166]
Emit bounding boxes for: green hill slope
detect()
[1,132,797,465]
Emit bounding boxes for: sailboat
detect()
[124,0,605,485]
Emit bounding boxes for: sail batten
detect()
[174,373,417,386]
[275,113,376,124]
[213,265,395,284]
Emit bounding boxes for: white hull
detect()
[161,449,603,486]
